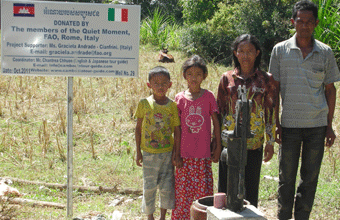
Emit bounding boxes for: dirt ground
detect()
[258,200,278,220]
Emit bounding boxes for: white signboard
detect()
[1,0,140,77]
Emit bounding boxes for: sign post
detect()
[67,76,74,218]
[1,0,140,217]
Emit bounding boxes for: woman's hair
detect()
[148,66,170,82]
[182,55,208,79]
[232,34,262,70]
[292,0,318,21]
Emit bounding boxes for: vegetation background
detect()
[0,0,339,219]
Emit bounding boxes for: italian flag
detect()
[108,8,128,22]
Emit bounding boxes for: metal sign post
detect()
[67,77,74,218]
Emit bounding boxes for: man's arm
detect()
[269,46,282,144]
[325,83,337,147]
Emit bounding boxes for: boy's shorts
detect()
[142,151,175,215]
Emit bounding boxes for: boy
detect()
[135,66,181,220]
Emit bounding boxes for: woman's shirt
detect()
[217,68,277,150]
[175,90,219,158]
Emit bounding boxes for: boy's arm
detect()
[135,118,143,167]
[173,125,183,168]
[211,112,221,163]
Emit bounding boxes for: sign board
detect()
[1,0,140,77]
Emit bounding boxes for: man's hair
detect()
[292,0,318,20]
[182,55,208,79]
[232,34,262,70]
[148,66,171,81]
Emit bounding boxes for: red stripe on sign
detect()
[121,9,128,22]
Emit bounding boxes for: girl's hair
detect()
[148,66,171,82]
[182,55,208,79]
[232,34,262,70]
[292,0,318,21]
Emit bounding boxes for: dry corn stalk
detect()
[41,119,50,157]
[90,128,96,159]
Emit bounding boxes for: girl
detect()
[172,55,222,219]
[216,34,277,207]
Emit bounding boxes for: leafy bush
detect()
[140,8,181,49]
[208,0,293,67]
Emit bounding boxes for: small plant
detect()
[140,8,169,46]
[55,134,66,162]
[313,0,340,66]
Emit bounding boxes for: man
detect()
[269,1,340,219]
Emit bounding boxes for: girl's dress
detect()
[171,89,218,219]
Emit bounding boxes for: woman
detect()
[216,34,277,207]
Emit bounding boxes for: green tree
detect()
[179,0,222,24]
[179,23,234,65]
[206,0,293,67]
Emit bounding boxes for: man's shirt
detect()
[269,34,340,128]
